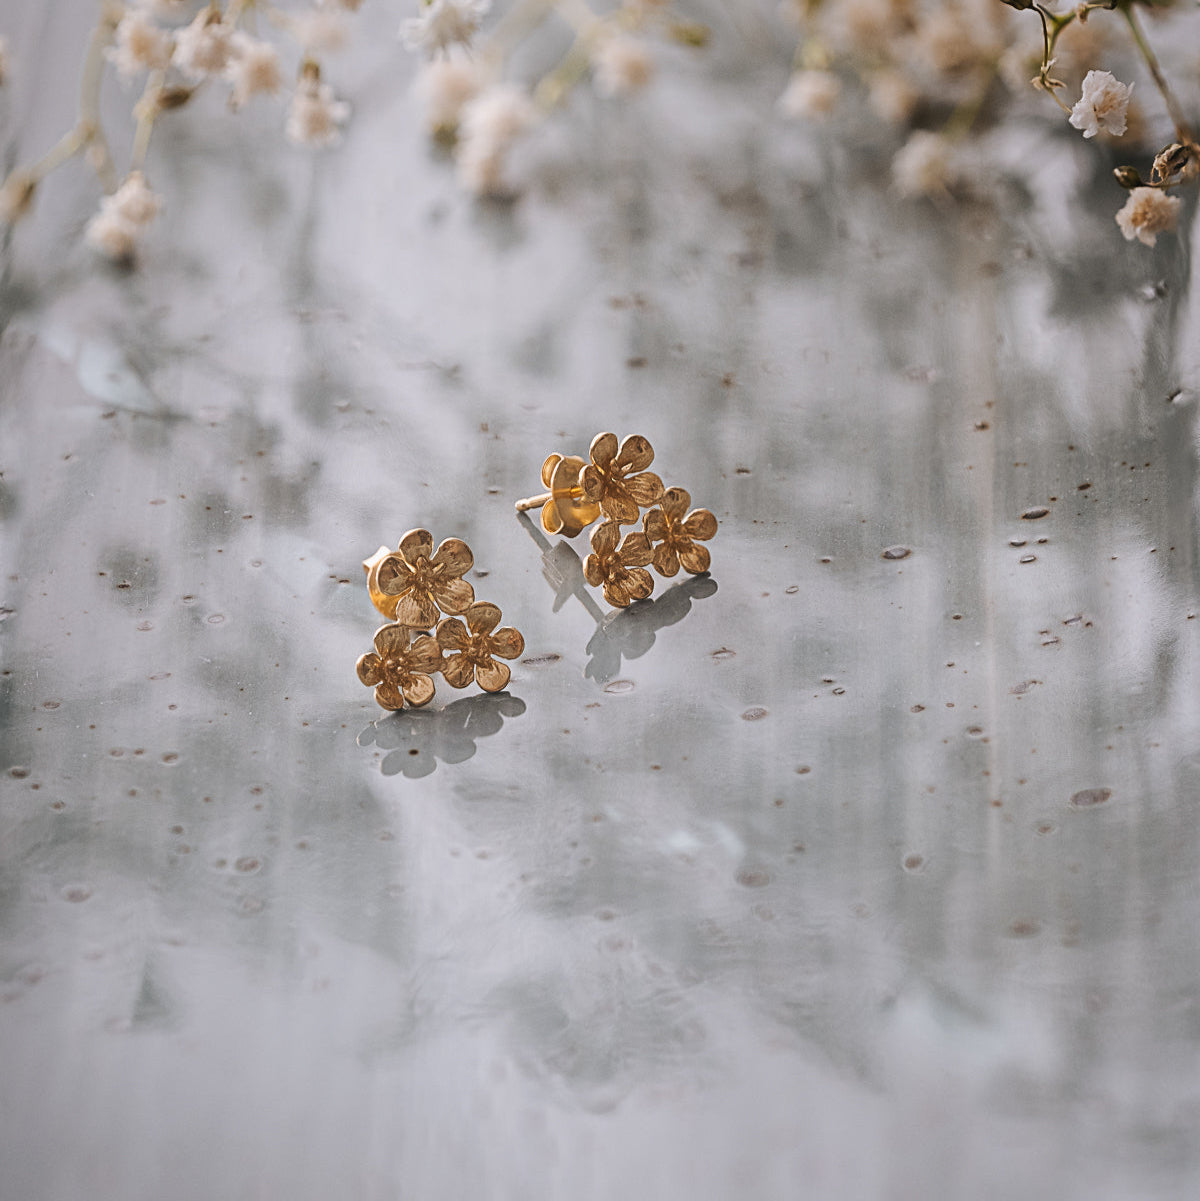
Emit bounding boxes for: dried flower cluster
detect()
[358,530,524,710]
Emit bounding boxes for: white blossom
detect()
[107,171,162,226]
[892,130,955,199]
[1068,69,1132,139]
[225,33,282,108]
[1115,186,1180,247]
[107,10,172,81]
[592,36,654,98]
[85,209,139,261]
[777,70,840,120]
[415,56,486,134]
[455,83,537,196]
[290,8,349,55]
[172,10,234,80]
[286,78,351,147]
[867,69,919,126]
[401,0,490,57]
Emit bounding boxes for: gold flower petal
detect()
[475,658,511,693]
[678,542,711,574]
[652,542,680,577]
[660,486,691,520]
[408,633,443,672]
[441,652,475,689]
[490,626,524,659]
[590,431,619,469]
[430,537,473,579]
[398,528,435,564]
[682,508,717,540]
[583,553,605,587]
[356,651,383,685]
[466,601,502,635]
[374,623,412,657]
[604,577,631,607]
[580,463,605,503]
[625,566,654,600]
[643,508,668,542]
[540,498,566,535]
[375,681,406,710]
[541,453,562,490]
[618,531,653,568]
[394,589,439,630]
[591,520,620,556]
[375,554,415,597]
[616,434,654,472]
[403,672,437,708]
[436,616,470,652]
[601,492,640,525]
[431,576,474,615]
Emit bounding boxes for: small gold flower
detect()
[583,519,654,607]
[579,432,664,525]
[356,624,443,710]
[643,486,717,576]
[538,453,601,537]
[369,528,475,628]
[436,602,525,692]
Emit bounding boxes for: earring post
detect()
[514,492,551,512]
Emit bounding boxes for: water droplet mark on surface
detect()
[881,546,911,560]
[1021,506,1050,520]
[711,648,736,661]
[1069,787,1111,808]
[741,707,768,721]
[902,854,925,873]
[603,679,635,694]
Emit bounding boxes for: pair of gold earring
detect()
[356,431,717,711]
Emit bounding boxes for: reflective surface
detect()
[3,4,1200,1199]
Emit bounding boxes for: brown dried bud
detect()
[1113,165,1144,189]
[1150,142,1198,186]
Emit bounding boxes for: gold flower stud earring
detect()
[357,529,525,710]
[516,432,717,607]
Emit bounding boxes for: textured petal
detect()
[408,633,443,672]
[431,575,474,615]
[618,531,653,568]
[660,486,691,520]
[374,681,406,711]
[430,537,473,579]
[583,553,605,587]
[475,658,511,693]
[625,566,654,600]
[541,453,562,490]
[652,542,680,577]
[682,508,718,540]
[580,463,605,503]
[643,508,668,542]
[678,542,711,574]
[490,626,524,659]
[541,498,565,536]
[375,554,414,596]
[590,431,618,469]
[616,434,654,472]
[622,472,663,507]
[374,623,412,657]
[591,520,620,556]
[466,601,502,634]
[402,672,436,708]
[394,589,439,630]
[604,577,631,607]
[436,616,470,652]
[356,652,383,685]
[398,528,434,564]
[601,491,639,526]
[441,652,475,689]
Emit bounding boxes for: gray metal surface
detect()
[2,4,1200,1199]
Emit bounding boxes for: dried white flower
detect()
[1115,186,1180,247]
[592,36,655,98]
[416,56,485,134]
[1069,69,1132,139]
[286,78,351,147]
[778,70,841,120]
[892,130,955,199]
[455,83,537,196]
[172,9,234,80]
[107,171,162,226]
[290,8,349,55]
[108,10,172,81]
[85,209,140,261]
[401,0,490,57]
[225,33,282,108]
[867,69,919,126]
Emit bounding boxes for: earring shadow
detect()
[516,511,605,620]
[584,574,718,684]
[357,692,527,778]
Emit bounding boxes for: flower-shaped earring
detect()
[358,529,525,710]
[516,432,716,607]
